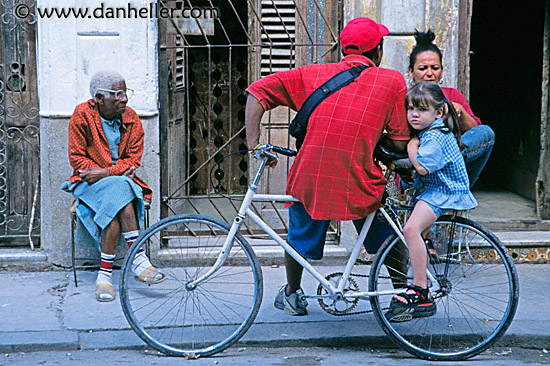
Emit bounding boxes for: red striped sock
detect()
[123,230,140,248]
[97,252,115,284]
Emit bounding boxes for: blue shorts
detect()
[423,200,450,218]
[288,203,392,260]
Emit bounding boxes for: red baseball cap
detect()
[340,17,389,55]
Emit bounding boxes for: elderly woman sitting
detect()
[61,70,164,302]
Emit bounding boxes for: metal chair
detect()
[70,201,150,287]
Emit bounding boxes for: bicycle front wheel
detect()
[368,215,519,361]
[120,214,263,357]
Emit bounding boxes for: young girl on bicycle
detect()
[386,81,478,322]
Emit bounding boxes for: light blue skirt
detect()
[61,176,145,252]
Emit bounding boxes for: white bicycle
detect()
[119,144,519,361]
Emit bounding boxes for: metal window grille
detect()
[158,0,341,241]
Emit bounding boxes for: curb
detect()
[2,326,550,354]
[0,331,78,353]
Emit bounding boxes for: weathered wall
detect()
[344,0,460,87]
[537,0,550,219]
[37,0,159,266]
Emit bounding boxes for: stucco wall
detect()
[344,0,460,87]
[37,0,159,266]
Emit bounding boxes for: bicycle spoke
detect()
[369,216,518,361]
[120,215,263,357]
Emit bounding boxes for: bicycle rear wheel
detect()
[368,215,519,361]
[120,214,263,357]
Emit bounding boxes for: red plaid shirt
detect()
[247,55,410,220]
[66,100,152,200]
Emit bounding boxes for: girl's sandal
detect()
[385,284,436,322]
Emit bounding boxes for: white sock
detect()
[123,230,140,248]
[132,249,152,277]
[96,252,115,285]
[122,230,152,276]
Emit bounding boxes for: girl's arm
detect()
[407,137,429,175]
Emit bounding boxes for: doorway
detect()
[470,1,546,201]
[0,1,40,247]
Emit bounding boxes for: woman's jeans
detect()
[461,125,495,187]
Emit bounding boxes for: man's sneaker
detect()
[274,285,308,316]
[384,285,436,322]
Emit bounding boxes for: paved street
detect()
[1,263,550,356]
[2,346,550,366]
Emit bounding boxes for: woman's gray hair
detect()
[89,71,125,101]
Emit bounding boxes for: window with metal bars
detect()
[175,35,184,90]
[260,0,296,75]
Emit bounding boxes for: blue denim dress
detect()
[61,116,144,251]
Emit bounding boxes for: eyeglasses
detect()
[97,88,134,100]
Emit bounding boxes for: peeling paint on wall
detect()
[343,0,460,88]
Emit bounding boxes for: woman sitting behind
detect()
[408,30,495,187]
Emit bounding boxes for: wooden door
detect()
[0,1,40,246]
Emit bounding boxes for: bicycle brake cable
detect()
[209,149,254,201]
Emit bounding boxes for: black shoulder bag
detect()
[288,64,368,151]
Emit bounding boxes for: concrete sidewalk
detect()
[0,263,549,354]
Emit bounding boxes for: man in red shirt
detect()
[246,18,411,315]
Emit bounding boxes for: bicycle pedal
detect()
[389,313,412,323]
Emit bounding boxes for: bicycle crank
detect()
[316,272,362,316]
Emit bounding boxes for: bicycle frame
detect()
[121,144,519,361]
[187,151,438,299]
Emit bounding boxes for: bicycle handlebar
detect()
[270,145,298,157]
[253,144,297,158]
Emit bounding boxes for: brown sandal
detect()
[96,283,116,302]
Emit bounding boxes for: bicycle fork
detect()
[184,155,275,290]
[185,189,257,291]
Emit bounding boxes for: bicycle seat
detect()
[374,142,417,184]
[373,143,408,166]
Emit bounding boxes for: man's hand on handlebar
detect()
[252,144,298,168]
[265,153,278,168]
[252,145,278,168]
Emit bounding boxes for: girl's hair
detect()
[405,81,465,149]
[408,29,443,71]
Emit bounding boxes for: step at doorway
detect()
[471,189,548,231]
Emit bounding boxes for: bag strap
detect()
[291,64,368,132]
[289,64,368,151]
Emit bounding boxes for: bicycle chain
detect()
[315,272,391,317]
